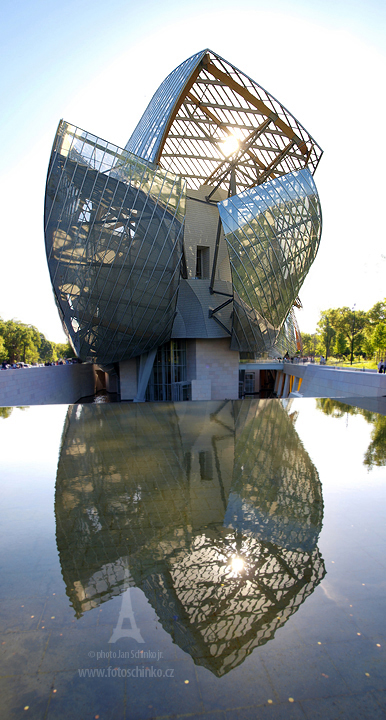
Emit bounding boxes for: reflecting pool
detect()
[0,399,385,719]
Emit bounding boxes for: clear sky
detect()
[1,0,385,343]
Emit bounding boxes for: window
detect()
[195,246,210,279]
[146,340,187,401]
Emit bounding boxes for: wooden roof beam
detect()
[203,59,309,156]
[252,139,296,186]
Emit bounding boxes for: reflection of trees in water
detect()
[55,399,325,676]
[316,398,386,469]
[0,406,29,419]
[364,417,386,467]
[0,407,13,419]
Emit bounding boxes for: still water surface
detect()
[0,399,385,719]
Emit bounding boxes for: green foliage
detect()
[367,299,386,327]
[0,317,74,364]
[0,319,41,364]
[372,323,386,355]
[364,415,386,468]
[334,331,348,358]
[316,398,386,470]
[306,301,386,362]
[0,407,13,419]
[55,342,73,359]
[301,333,317,356]
[331,307,367,360]
[316,398,356,418]
[39,334,56,363]
[362,330,374,358]
[316,310,336,359]
[0,334,7,362]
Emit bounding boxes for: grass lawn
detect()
[324,358,378,370]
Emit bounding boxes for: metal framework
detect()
[45,50,323,363]
[218,169,321,353]
[126,50,322,196]
[45,122,185,365]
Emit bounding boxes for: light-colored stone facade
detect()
[120,359,137,401]
[192,338,239,400]
[270,363,386,400]
[295,365,386,398]
[0,364,96,406]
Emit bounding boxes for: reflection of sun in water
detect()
[221,134,239,156]
[230,556,244,573]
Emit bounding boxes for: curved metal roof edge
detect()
[125,49,207,161]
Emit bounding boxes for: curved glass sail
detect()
[45,121,186,364]
[218,169,322,354]
[45,51,323,365]
[55,399,325,676]
[126,50,323,195]
[274,306,303,356]
[125,50,206,163]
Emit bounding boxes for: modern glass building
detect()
[44,49,322,400]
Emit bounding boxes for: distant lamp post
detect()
[350,304,356,365]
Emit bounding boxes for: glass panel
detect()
[218,169,321,355]
[44,121,186,364]
[125,50,206,162]
[146,340,187,401]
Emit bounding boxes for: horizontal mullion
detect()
[173,114,307,142]
[161,152,224,163]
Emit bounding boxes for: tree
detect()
[334,331,347,359]
[316,310,336,360]
[303,300,385,362]
[367,299,386,327]
[39,334,56,363]
[300,333,317,356]
[364,415,386,468]
[0,320,40,364]
[55,342,73,359]
[0,407,13,419]
[362,330,374,359]
[372,323,386,359]
[317,399,386,470]
[20,324,40,363]
[0,334,6,363]
[329,307,368,363]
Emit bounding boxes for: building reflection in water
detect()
[55,399,325,676]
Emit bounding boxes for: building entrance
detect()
[146,341,190,402]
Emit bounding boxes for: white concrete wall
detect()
[240,361,386,400]
[0,364,96,406]
[119,358,137,400]
[193,338,239,400]
[298,365,386,398]
[278,363,386,399]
